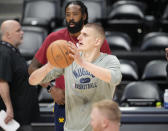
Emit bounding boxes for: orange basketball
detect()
[47,40,74,68]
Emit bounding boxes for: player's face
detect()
[77,26,97,51]
[9,22,24,47]
[90,108,104,131]
[65,4,85,34]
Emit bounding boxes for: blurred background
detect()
[1,0,168,131]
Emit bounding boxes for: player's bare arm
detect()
[28,57,43,75]
[29,63,55,85]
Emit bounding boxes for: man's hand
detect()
[50,87,65,105]
[165,48,168,60]
[5,108,14,124]
[0,80,14,124]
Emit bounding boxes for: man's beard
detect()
[66,18,84,34]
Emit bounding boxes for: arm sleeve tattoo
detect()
[40,68,63,84]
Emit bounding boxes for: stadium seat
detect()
[38,88,53,103]
[141,60,167,80]
[52,26,65,32]
[162,4,168,20]
[63,0,107,23]
[159,2,168,31]
[140,32,168,51]
[26,59,32,66]
[22,0,61,29]
[105,31,131,51]
[103,0,147,46]
[107,0,146,20]
[162,3,168,20]
[120,59,139,81]
[120,81,161,106]
[18,26,47,60]
[83,0,107,22]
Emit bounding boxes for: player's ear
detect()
[82,13,86,21]
[102,118,109,128]
[95,38,101,46]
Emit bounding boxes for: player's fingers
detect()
[68,41,78,50]
[67,41,74,45]
[60,101,65,105]
[57,101,64,105]
[59,98,65,105]
[69,54,74,59]
[68,46,75,57]
[67,43,75,52]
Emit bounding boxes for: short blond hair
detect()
[92,99,121,123]
[84,23,105,41]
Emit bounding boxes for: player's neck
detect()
[83,51,100,62]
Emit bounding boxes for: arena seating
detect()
[1,0,168,130]
[141,60,167,81]
[120,59,139,81]
[63,0,107,23]
[120,81,161,107]
[0,0,167,108]
[21,0,61,31]
[105,31,132,51]
[18,26,48,60]
[140,32,168,51]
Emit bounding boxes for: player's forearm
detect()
[29,63,54,85]
[28,57,43,75]
[0,81,13,110]
[81,61,111,83]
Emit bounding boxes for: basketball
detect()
[47,40,74,68]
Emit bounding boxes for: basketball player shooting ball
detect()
[46,40,74,68]
[29,23,122,131]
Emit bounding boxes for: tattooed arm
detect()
[29,63,63,85]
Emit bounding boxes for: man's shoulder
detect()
[49,28,68,37]
[101,53,119,63]
[44,27,70,42]
[0,45,12,60]
[105,54,119,60]
[0,44,12,53]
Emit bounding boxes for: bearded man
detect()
[28,1,111,131]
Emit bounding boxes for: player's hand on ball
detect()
[47,40,73,68]
[68,41,83,65]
